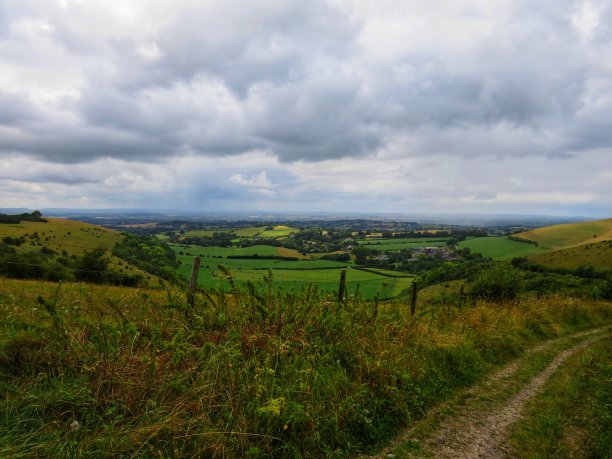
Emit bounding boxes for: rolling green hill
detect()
[0,217,155,282]
[528,240,612,271]
[0,217,121,254]
[517,218,612,250]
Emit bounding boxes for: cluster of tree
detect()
[112,233,180,281]
[2,236,26,246]
[286,228,354,253]
[511,256,610,279]
[226,255,299,261]
[0,210,47,224]
[236,238,284,248]
[508,235,539,246]
[174,232,235,247]
[374,230,451,239]
[320,252,351,262]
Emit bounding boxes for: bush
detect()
[470,265,523,301]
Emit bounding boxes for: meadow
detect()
[0,218,120,256]
[356,237,448,251]
[182,225,299,240]
[1,277,610,457]
[171,244,411,299]
[458,236,548,260]
[0,218,152,280]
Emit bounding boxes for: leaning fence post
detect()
[410,281,417,317]
[188,256,201,307]
[338,269,346,303]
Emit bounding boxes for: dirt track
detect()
[368,327,608,459]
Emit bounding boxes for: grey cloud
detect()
[0,90,41,126]
[0,0,611,167]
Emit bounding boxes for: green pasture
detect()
[358,237,448,251]
[193,266,412,299]
[171,244,411,299]
[257,225,299,238]
[173,244,282,258]
[183,229,226,238]
[233,226,267,237]
[458,236,548,260]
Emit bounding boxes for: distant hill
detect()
[0,217,122,255]
[0,217,156,283]
[517,218,612,250]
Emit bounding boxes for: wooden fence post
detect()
[410,281,417,317]
[188,256,201,307]
[338,269,346,303]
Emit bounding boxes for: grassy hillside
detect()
[517,218,612,250]
[0,217,121,255]
[0,218,156,283]
[528,240,612,271]
[0,277,610,457]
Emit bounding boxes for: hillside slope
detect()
[517,218,612,250]
[528,240,612,271]
[0,217,155,283]
[0,217,121,255]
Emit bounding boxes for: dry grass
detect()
[1,277,610,457]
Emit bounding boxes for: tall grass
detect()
[1,277,610,457]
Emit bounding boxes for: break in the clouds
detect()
[0,0,611,216]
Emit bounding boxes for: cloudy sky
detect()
[1,0,611,217]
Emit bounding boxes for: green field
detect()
[257,225,298,238]
[174,244,284,258]
[458,236,548,260]
[518,218,612,250]
[183,229,225,238]
[171,244,411,298]
[181,225,298,239]
[357,237,448,251]
[233,226,268,237]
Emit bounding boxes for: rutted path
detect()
[367,327,610,459]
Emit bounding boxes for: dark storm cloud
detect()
[0,90,41,125]
[0,0,611,165]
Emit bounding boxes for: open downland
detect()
[517,218,612,250]
[528,239,612,271]
[0,218,120,255]
[373,326,611,458]
[0,218,151,279]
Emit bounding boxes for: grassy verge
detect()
[0,277,611,457]
[509,333,612,458]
